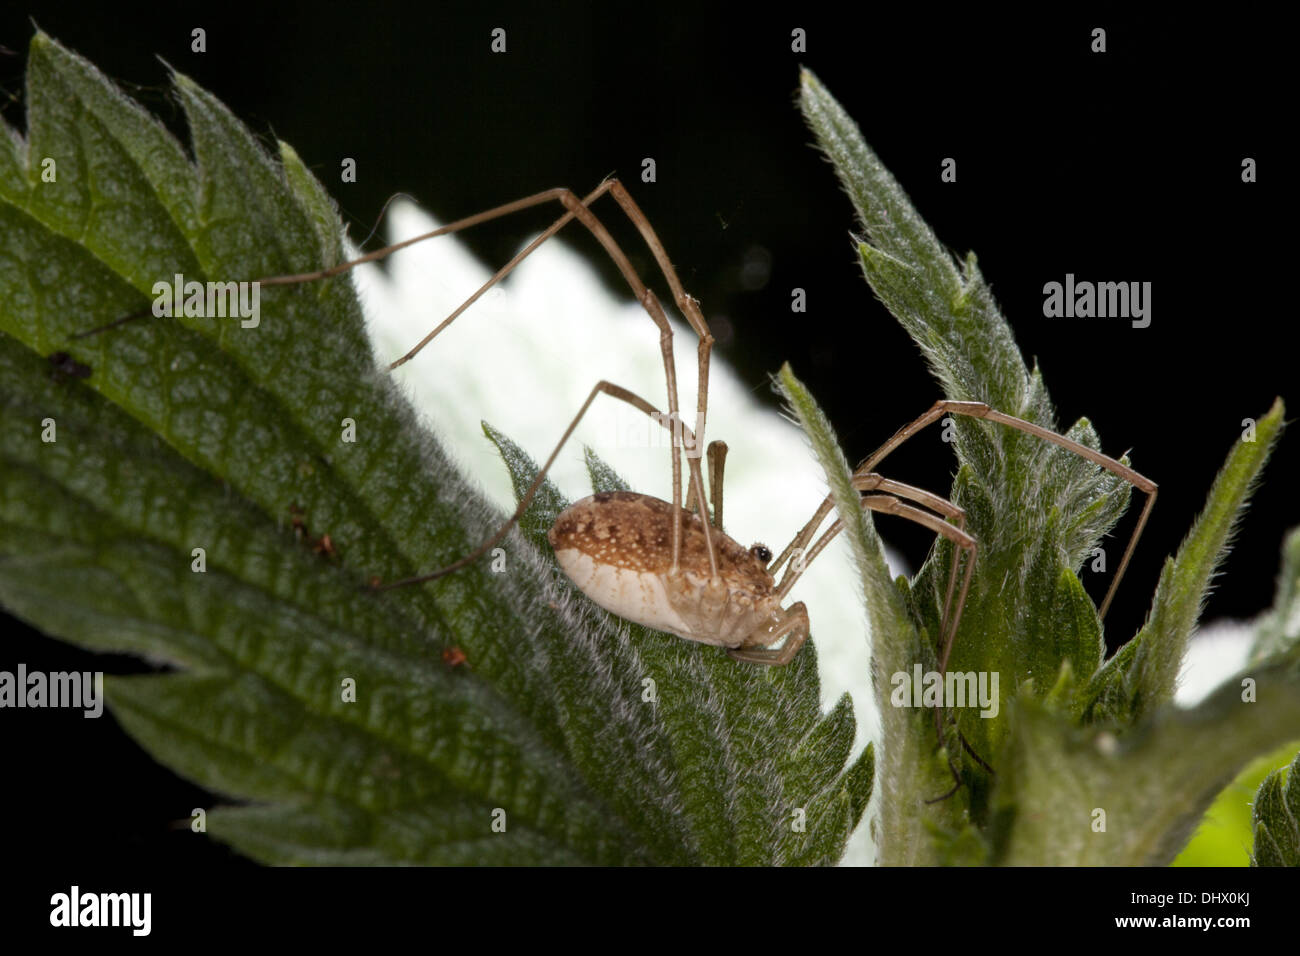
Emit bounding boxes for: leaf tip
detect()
[776,361,799,394]
[1250,396,1286,453]
[169,66,202,91]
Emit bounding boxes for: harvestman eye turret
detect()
[76,177,1157,786]
[247,178,1157,677]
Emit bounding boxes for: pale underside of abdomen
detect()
[554,548,770,648]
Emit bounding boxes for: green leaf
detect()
[1250,525,1300,665]
[1083,401,1285,724]
[929,822,992,866]
[0,34,865,865]
[842,740,876,834]
[1252,750,1300,866]
[995,649,1300,866]
[584,445,630,494]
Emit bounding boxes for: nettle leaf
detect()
[1173,741,1300,867]
[584,445,630,494]
[1083,403,1284,724]
[995,650,1300,866]
[799,70,1137,774]
[1252,750,1300,867]
[0,34,867,865]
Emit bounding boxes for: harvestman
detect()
[76,174,1160,793]
[73,176,1157,786]
[253,178,1157,687]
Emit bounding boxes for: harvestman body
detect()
[550,490,799,660]
[78,178,1157,741]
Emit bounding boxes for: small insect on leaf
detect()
[47,351,91,382]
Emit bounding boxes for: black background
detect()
[0,1,1292,874]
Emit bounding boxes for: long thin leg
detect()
[262,179,722,583]
[769,400,1155,790]
[602,184,717,527]
[775,481,981,778]
[373,379,699,590]
[799,487,978,656]
[770,474,972,688]
[759,477,979,676]
[857,400,1157,618]
[773,400,1155,620]
[68,190,595,341]
[768,473,963,575]
[854,476,968,644]
[772,475,968,607]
